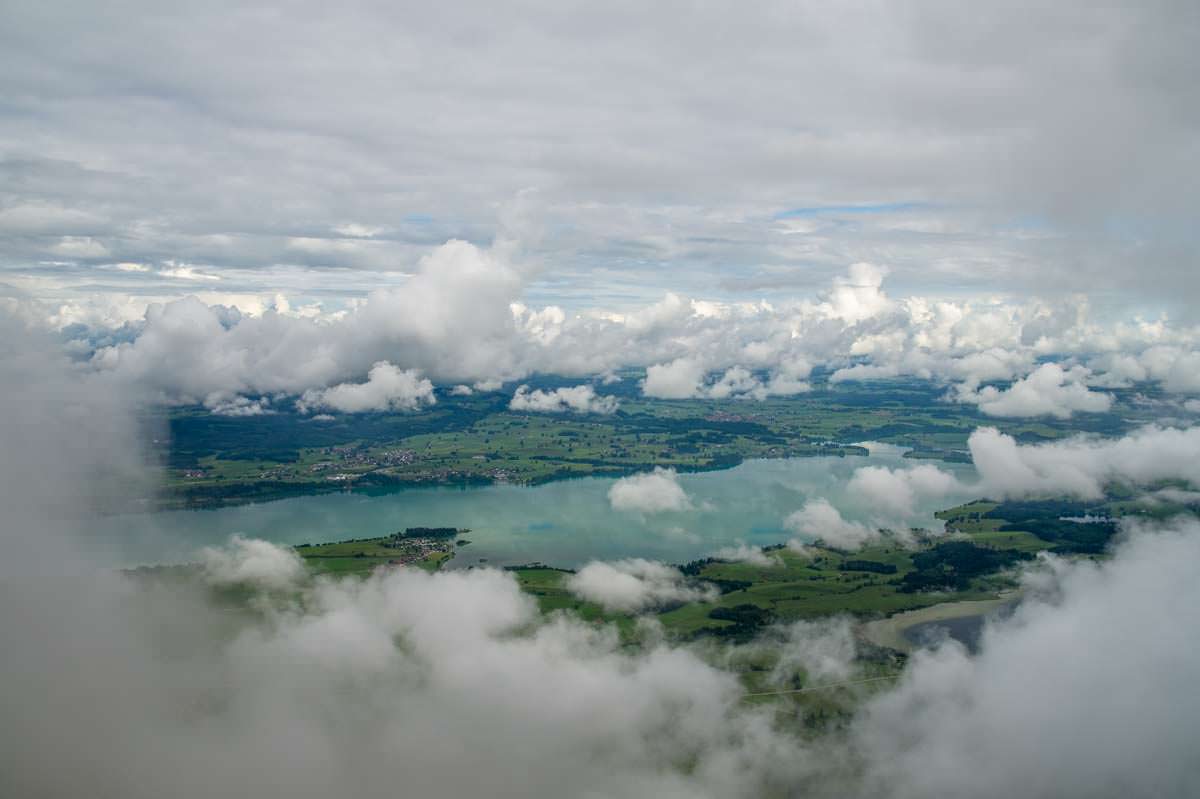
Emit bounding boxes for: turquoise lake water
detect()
[97,448,978,569]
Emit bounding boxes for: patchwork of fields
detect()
[159,376,1149,508]
[295,495,1152,647]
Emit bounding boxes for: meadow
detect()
[158,374,1150,509]
[292,494,1140,645]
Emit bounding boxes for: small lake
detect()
[903,601,1019,654]
[903,616,988,653]
[94,447,978,569]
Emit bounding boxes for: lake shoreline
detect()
[92,451,981,572]
[859,592,1020,653]
[153,448,873,513]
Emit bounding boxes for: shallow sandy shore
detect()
[859,593,1019,653]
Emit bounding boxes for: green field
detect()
[157,375,1156,509]
[147,371,1195,667]
[505,493,1174,642]
[127,488,1194,726]
[281,489,1193,651]
[297,534,457,575]
[285,526,1016,643]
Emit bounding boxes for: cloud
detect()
[3,0,1200,365]
[2,557,774,797]
[24,249,1200,411]
[642,357,708,399]
[784,498,880,550]
[157,264,222,282]
[817,262,892,323]
[297,362,435,413]
[565,559,719,612]
[969,424,1200,500]
[509,384,618,414]
[203,392,273,416]
[710,542,781,567]
[800,425,1200,539]
[847,464,963,520]
[332,223,384,238]
[766,617,858,685]
[50,235,109,259]
[854,518,1200,799]
[9,513,1200,798]
[0,312,155,571]
[829,362,903,383]
[83,238,527,402]
[706,366,768,400]
[1156,349,1200,394]
[1086,352,1149,387]
[959,363,1112,419]
[199,535,306,590]
[642,361,805,401]
[608,468,693,513]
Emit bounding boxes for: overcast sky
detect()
[2,0,1198,317]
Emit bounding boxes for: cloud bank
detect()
[970,425,1200,500]
[855,519,1200,798]
[786,423,1200,550]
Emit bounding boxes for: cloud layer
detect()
[5,307,1200,798]
[4,0,1198,313]
[855,519,1200,798]
[24,249,1197,419]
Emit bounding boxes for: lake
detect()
[94,447,978,569]
[903,598,1020,653]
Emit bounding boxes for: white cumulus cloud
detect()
[784,498,880,550]
[969,425,1200,500]
[960,363,1112,419]
[566,559,719,612]
[847,464,963,521]
[297,362,435,414]
[608,468,693,513]
[199,535,306,590]
[710,542,781,567]
[509,384,618,414]
[642,357,708,399]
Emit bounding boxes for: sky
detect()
[1,0,1197,417]
[2,0,1198,322]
